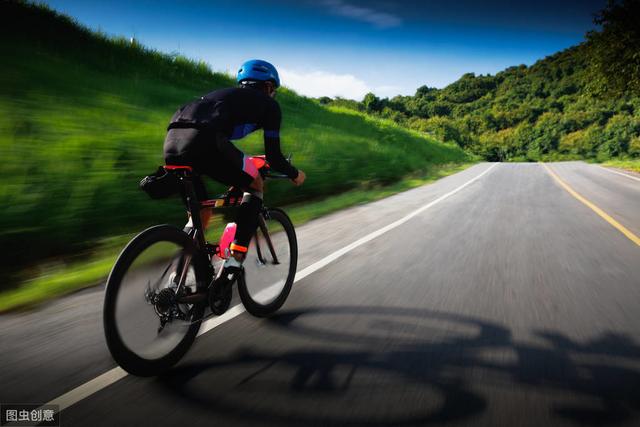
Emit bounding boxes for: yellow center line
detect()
[541,163,640,247]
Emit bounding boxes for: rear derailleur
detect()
[145,285,190,333]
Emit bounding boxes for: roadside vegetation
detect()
[320,0,640,165]
[0,162,471,312]
[601,158,640,173]
[0,1,470,307]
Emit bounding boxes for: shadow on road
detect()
[157,306,640,426]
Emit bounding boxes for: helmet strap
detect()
[239,80,265,90]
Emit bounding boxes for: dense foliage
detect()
[0,0,468,279]
[323,0,640,162]
[586,0,640,96]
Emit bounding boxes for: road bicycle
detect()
[103,156,298,376]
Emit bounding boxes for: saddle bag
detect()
[139,166,180,199]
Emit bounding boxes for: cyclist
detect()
[163,59,306,278]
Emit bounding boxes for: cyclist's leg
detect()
[164,128,212,230]
[231,174,263,261]
[202,137,263,266]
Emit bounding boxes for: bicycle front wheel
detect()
[103,225,208,376]
[238,208,297,317]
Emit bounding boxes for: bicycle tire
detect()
[103,224,207,376]
[238,208,298,317]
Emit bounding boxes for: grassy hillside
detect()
[323,1,640,163]
[0,1,470,289]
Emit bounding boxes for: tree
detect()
[629,136,640,157]
[415,85,438,100]
[428,102,452,117]
[323,0,640,162]
[586,0,640,95]
[560,130,589,155]
[600,114,640,156]
[529,112,562,157]
[362,92,383,113]
[420,116,463,146]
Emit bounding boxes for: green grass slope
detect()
[0,1,470,286]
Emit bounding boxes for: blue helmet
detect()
[237,59,280,88]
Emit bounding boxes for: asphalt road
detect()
[1,161,639,426]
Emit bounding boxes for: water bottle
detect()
[217,222,237,259]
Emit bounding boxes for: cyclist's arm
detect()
[263,101,299,179]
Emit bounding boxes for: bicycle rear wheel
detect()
[103,225,208,376]
[238,208,297,317]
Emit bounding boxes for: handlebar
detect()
[258,153,293,180]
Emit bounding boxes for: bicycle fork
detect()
[255,215,280,265]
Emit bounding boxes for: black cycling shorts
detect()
[163,128,258,200]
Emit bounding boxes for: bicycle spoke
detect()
[112,240,198,360]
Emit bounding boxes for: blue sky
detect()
[43,0,605,100]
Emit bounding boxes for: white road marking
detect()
[598,165,640,183]
[43,162,499,413]
[197,301,246,336]
[47,367,128,411]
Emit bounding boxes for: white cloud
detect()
[322,0,402,29]
[280,68,371,100]
[374,85,403,98]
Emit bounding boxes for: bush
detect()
[629,136,640,157]
[406,116,470,148]
[528,112,562,157]
[600,114,640,156]
[559,129,592,155]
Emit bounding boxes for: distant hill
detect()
[324,1,640,162]
[0,0,468,273]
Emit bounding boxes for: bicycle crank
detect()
[209,279,232,315]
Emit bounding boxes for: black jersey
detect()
[166,86,298,179]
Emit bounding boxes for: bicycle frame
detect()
[164,163,289,292]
